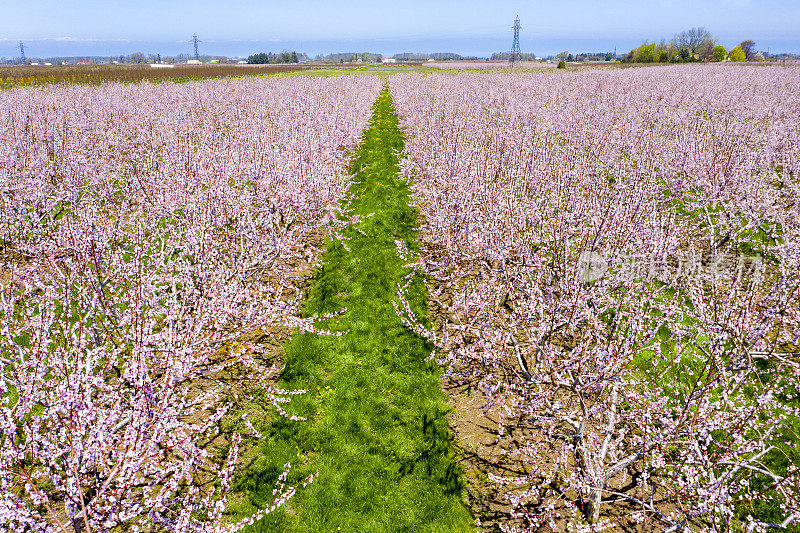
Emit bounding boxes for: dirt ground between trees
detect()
[426,270,664,533]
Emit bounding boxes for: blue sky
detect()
[2,0,799,58]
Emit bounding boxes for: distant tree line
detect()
[429,52,466,60]
[2,53,249,65]
[313,52,384,63]
[393,52,468,61]
[247,51,300,64]
[623,28,764,63]
[553,51,616,62]
[491,52,537,61]
[315,53,361,62]
[310,52,474,63]
[361,52,382,63]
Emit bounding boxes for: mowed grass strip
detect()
[229,89,474,532]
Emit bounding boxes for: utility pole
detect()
[19,41,26,63]
[192,33,201,61]
[510,16,522,67]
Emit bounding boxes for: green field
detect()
[227,90,474,532]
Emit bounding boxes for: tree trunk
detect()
[587,487,603,524]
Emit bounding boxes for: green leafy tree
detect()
[728,45,746,62]
[636,43,655,63]
[713,45,727,62]
[247,51,299,64]
[739,40,756,60]
[246,53,269,64]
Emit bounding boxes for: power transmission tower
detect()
[510,16,522,67]
[19,41,26,62]
[192,33,201,61]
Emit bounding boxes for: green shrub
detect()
[713,45,727,62]
[557,60,566,69]
[635,43,656,63]
[729,46,746,62]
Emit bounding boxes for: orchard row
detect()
[391,65,800,531]
[1,65,798,531]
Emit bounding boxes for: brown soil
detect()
[0,63,327,88]
[426,260,673,532]
[445,376,529,532]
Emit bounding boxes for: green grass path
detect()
[231,89,473,532]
